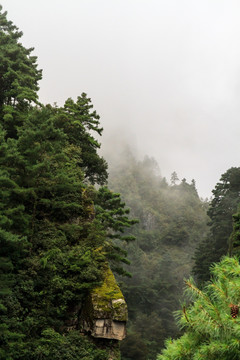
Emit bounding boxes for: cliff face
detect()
[80,266,127,341]
[63,266,127,358]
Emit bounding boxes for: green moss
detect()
[91,266,128,321]
[93,267,123,300]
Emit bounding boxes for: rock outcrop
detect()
[80,266,127,341]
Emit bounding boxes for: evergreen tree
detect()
[53,95,108,185]
[0,5,42,138]
[228,206,240,256]
[158,257,240,360]
[170,171,179,186]
[193,167,240,285]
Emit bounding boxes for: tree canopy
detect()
[0,7,135,359]
[0,5,42,138]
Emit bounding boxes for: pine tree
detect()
[158,257,240,360]
[170,171,179,186]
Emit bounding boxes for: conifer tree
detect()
[0,5,42,138]
[170,171,179,186]
[229,206,240,257]
[193,167,240,284]
[53,94,108,185]
[158,257,240,360]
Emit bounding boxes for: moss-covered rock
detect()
[80,266,127,341]
[91,266,128,321]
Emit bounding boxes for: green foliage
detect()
[229,208,240,256]
[95,186,138,276]
[0,103,108,358]
[0,7,135,358]
[34,330,108,360]
[53,94,108,185]
[158,257,240,360]
[0,5,42,137]
[1,329,108,360]
[193,167,240,285]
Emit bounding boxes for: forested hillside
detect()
[3,4,240,360]
[0,7,135,359]
[107,150,210,360]
[155,169,240,358]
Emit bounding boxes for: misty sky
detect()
[2,0,240,198]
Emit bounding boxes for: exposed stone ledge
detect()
[91,319,126,340]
